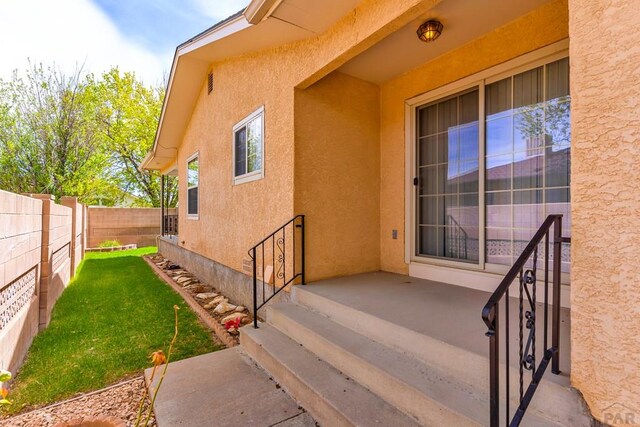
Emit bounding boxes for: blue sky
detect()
[93,0,245,56]
[0,0,249,85]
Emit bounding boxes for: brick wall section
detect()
[0,191,42,373]
[34,196,72,330]
[62,197,85,277]
[569,0,640,422]
[87,207,172,248]
[1,192,85,372]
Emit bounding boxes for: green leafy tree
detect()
[98,68,177,207]
[0,63,112,201]
[0,64,175,207]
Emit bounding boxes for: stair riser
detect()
[269,308,482,427]
[240,329,355,427]
[293,286,489,386]
[292,288,590,426]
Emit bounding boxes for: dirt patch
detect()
[0,378,154,427]
[145,254,253,346]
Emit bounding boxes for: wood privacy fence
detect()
[0,191,86,374]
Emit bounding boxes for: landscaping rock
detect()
[196,292,218,300]
[235,306,246,312]
[204,297,227,310]
[221,312,247,324]
[185,284,207,293]
[213,301,236,314]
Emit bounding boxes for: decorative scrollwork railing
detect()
[0,266,38,330]
[249,215,305,328]
[482,214,570,426]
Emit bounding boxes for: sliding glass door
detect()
[414,56,571,273]
[416,88,480,262]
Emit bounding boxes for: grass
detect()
[5,247,221,414]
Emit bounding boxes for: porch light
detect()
[417,20,443,42]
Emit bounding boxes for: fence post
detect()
[61,197,78,277]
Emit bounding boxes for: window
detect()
[233,106,264,184]
[412,54,571,273]
[187,154,199,217]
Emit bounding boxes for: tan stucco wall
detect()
[174,0,570,281]
[569,0,640,423]
[379,0,569,274]
[294,71,381,280]
[174,0,439,277]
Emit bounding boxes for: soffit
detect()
[338,0,556,84]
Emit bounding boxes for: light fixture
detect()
[417,20,443,43]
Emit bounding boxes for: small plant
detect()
[134,305,180,427]
[224,317,242,332]
[98,239,122,248]
[0,369,12,411]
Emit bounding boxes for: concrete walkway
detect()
[145,348,316,427]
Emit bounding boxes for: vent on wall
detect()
[207,72,214,94]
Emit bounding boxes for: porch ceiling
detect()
[338,0,556,84]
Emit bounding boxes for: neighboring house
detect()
[142,0,640,425]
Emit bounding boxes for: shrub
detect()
[97,239,122,248]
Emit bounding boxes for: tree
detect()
[0,64,176,207]
[98,68,177,207]
[0,63,113,202]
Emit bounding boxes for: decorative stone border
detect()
[86,244,137,253]
[143,256,237,348]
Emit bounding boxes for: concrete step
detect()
[240,322,422,427]
[269,302,493,426]
[292,285,591,426]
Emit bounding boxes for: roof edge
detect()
[244,0,283,24]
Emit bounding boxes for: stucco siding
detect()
[173,0,437,277]
[569,0,640,422]
[176,50,297,276]
[294,71,381,280]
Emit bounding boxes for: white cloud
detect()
[0,0,168,85]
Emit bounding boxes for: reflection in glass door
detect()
[416,87,480,262]
[485,58,571,272]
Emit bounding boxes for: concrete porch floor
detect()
[302,271,571,376]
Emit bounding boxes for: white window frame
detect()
[232,106,265,185]
[404,39,571,300]
[186,152,199,220]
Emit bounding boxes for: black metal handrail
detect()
[446,214,468,259]
[482,214,566,426]
[249,215,305,328]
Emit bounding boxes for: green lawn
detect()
[6,247,221,414]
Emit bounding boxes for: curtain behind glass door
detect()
[416,87,480,262]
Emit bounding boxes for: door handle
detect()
[413,177,419,186]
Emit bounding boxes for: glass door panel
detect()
[485,58,571,272]
[416,87,480,262]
